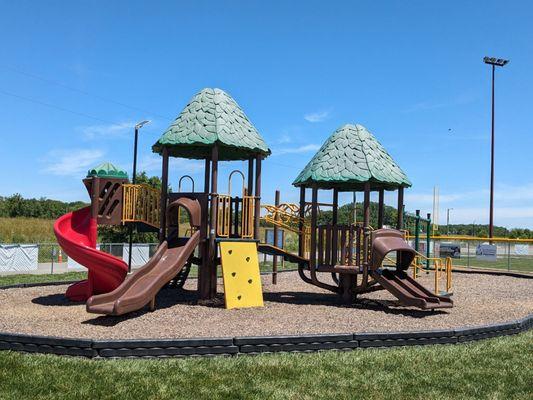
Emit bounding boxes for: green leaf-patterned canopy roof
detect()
[87,162,128,179]
[152,88,271,161]
[293,124,411,191]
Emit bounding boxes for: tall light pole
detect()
[483,57,509,239]
[446,208,453,235]
[128,120,151,272]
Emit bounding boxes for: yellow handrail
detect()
[411,251,453,295]
[261,203,311,255]
[122,184,160,228]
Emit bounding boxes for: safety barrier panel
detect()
[122,184,160,228]
[217,195,256,238]
[241,196,255,238]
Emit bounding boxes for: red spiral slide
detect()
[54,206,128,301]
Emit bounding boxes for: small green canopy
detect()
[87,162,128,179]
[293,124,411,191]
[152,88,271,161]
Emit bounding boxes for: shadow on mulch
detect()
[80,287,217,327]
[31,293,83,307]
[263,291,446,318]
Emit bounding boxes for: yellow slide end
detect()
[219,241,264,310]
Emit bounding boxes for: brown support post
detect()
[199,145,219,300]
[310,186,318,272]
[339,185,360,303]
[331,188,339,266]
[204,158,210,194]
[396,186,405,269]
[272,189,280,284]
[378,189,384,229]
[247,157,254,196]
[209,145,219,298]
[298,187,306,259]
[159,148,169,243]
[198,157,211,298]
[254,155,262,240]
[90,177,100,220]
[362,182,371,288]
[332,189,339,225]
[396,186,404,230]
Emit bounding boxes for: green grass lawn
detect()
[0,271,87,287]
[0,331,531,400]
[453,256,533,273]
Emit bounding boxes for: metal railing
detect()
[411,253,453,295]
[261,203,311,255]
[122,184,160,228]
[407,235,533,274]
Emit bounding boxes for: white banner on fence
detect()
[0,244,38,272]
[122,244,150,267]
[514,244,529,256]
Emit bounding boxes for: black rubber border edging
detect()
[0,270,531,359]
[0,315,531,358]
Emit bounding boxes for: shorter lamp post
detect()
[128,120,151,272]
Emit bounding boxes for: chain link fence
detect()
[0,242,160,274]
[421,237,533,273]
[3,236,532,275]
[35,243,159,263]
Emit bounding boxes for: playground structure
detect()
[54,88,453,315]
[288,124,451,308]
[260,200,453,296]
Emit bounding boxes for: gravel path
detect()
[0,271,531,339]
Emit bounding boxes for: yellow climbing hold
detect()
[219,241,264,309]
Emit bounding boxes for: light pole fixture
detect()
[446,208,453,235]
[483,56,509,239]
[132,120,151,184]
[128,119,151,272]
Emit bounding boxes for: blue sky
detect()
[1,1,532,228]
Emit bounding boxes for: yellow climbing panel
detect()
[219,241,264,309]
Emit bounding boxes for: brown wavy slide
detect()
[370,229,453,310]
[86,231,200,316]
[86,197,202,316]
[371,269,453,309]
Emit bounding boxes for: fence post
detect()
[51,246,55,274]
[467,241,470,268]
[507,242,511,271]
[426,213,431,270]
[414,210,420,253]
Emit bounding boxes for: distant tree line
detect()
[315,202,399,228]
[435,224,533,239]
[0,194,88,219]
[2,173,533,241]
